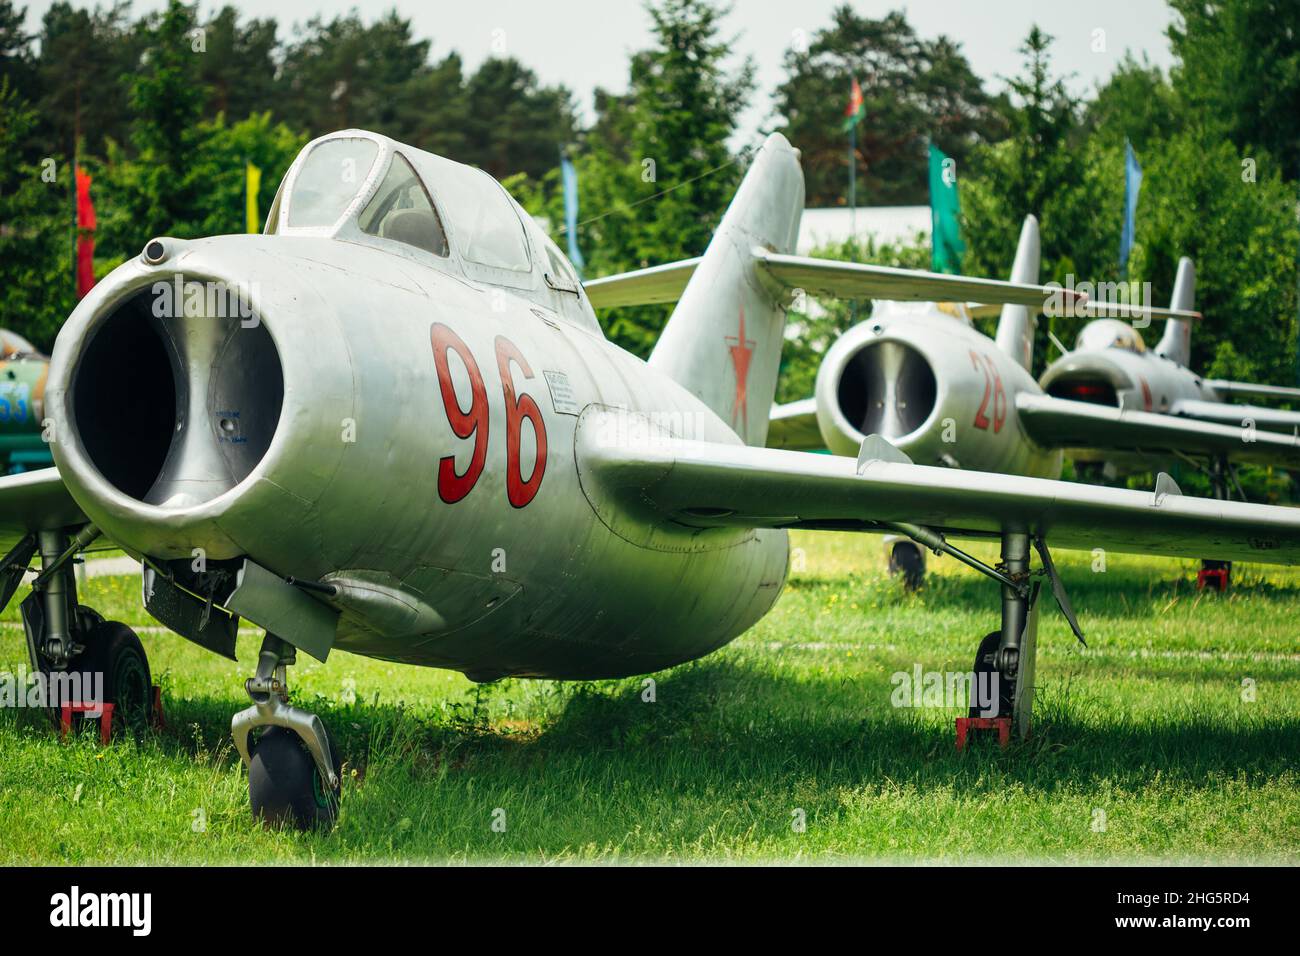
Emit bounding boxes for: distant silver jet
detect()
[675,218,1299,587]
[6,130,1300,829]
[1036,256,1300,482]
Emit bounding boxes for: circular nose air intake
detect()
[835,340,936,439]
[70,282,283,507]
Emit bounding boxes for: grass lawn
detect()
[1,531,1297,864]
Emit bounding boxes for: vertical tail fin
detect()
[1155,257,1194,366]
[648,133,805,446]
[994,214,1040,370]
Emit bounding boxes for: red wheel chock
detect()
[59,685,166,743]
[1197,566,1230,591]
[955,716,1011,751]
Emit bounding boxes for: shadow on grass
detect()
[16,650,1295,810]
[791,566,1300,623]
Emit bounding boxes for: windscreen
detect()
[287,138,381,229]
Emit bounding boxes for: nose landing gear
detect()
[232,633,341,831]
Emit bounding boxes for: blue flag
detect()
[1119,139,1143,273]
[560,153,584,273]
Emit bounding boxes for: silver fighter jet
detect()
[1037,256,1300,484]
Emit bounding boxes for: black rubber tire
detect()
[889,541,926,591]
[969,630,1014,719]
[249,726,341,831]
[69,621,152,735]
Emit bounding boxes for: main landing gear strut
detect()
[883,524,1086,741]
[4,527,154,737]
[232,633,341,831]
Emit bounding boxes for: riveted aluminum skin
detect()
[46,231,788,680]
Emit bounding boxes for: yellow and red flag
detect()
[842,77,865,131]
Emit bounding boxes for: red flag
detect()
[75,167,96,299]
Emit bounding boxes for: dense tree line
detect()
[3,1,577,177]
[0,0,579,346]
[961,13,1300,389]
[773,6,1008,207]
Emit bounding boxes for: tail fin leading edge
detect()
[994,214,1041,370]
[648,133,805,446]
[1155,257,1195,366]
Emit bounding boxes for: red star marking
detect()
[725,306,756,432]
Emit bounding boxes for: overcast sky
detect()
[22,0,1179,144]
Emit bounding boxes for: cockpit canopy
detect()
[263,130,599,334]
[272,133,529,272]
[1075,318,1146,354]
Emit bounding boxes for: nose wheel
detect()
[249,726,341,830]
[232,633,341,831]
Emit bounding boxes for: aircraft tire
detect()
[889,541,926,591]
[249,726,340,831]
[969,630,1014,719]
[72,620,152,736]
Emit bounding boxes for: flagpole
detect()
[848,87,856,239]
[70,137,77,301]
[847,78,860,323]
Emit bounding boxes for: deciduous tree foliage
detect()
[1082,52,1180,153]
[965,20,1299,389]
[0,79,76,348]
[1168,0,1300,177]
[0,0,579,347]
[1129,135,1299,386]
[963,29,1083,283]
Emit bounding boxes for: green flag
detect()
[928,143,964,274]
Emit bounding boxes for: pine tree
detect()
[529,0,753,356]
